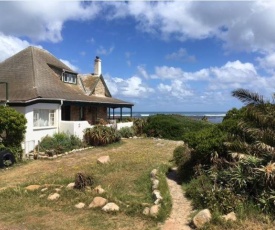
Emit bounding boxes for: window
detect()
[33,109,55,127]
[63,72,77,84]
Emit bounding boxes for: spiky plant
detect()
[74,172,94,190]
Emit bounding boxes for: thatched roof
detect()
[0,46,133,107]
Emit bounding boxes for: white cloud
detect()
[158,80,193,99]
[257,52,275,74]
[96,45,115,56]
[105,74,154,98]
[152,66,209,81]
[0,1,101,43]
[106,1,275,53]
[137,65,149,79]
[0,33,37,62]
[60,59,79,72]
[166,48,196,62]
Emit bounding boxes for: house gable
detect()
[79,74,111,97]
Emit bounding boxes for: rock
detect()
[39,194,46,198]
[47,193,60,201]
[85,187,92,192]
[25,185,41,191]
[41,188,48,192]
[154,198,162,205]
[75,202,85,209]
[102,202,119,212]
[97,155,110,164]
[193,209,212,229]
[150,169,158,179]
[222,211,237,222]
[94,185,105,194]
[152,179,159,190]
[150,204,160,217]
[89,197,108,208]
[152,190,163,200]
[66,182,75,189]
[143,207,150,215]
[55,188,61,192]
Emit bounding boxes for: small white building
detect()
[0,47,133,155]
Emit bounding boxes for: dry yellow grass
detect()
[0,138,180,230]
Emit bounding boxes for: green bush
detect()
[182,125,227,166]
[144,114,212,140]
[84,125,121,146]
[39,132,83,154]
[0,106,27,161]
[118,127,135,138]
[173,145,191,166]
[185,174,243,214]
[133,118,147,136]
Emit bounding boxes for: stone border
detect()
[143,168,163,217]
[27,147,94,160]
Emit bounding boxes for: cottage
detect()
[0,47,133,154]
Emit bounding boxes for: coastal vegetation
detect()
[0,106,27,162]
[174,88,275,229]
[143,114,212,140]
[2,89,275,229]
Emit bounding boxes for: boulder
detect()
[150,169,158,179]
[94,185,105,194]
[154,198,162,205]
[152,179,159,190]
[89,197,108,208]
[25,185,41,191]
[222,211,237,222]
[41,188,48,192]
[97,155,110,164]
[66,182,75,189]
[75,202,85,209]
[150,204,160,217]
[193,209,212,229]
[143,207,150,216]
[152,190,163,200]
[47,193,60,201]
[102,202,119,212]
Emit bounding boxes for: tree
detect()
[230,88,275,156]
[0,106,27,160]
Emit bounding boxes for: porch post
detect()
[113,108,115,119]
[108,107,110,119]
[130,107,132,118]
[120,107,122,121]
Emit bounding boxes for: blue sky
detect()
[1,1,275,112]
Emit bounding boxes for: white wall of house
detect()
[13,103,60,154]
[12,103,134,155]
[59,120,92,139]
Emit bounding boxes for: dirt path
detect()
[161,168,193,230]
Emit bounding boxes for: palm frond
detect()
[232,88,267,105]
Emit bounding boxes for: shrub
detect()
[84,125,121,146]
[0,106,27,161]
[185,174,243,214]
[182,125,227,166]
[133,118,147,136]
[173,145,191,166]
[144,114,212,140]
[74,172,94,190]
[119,127,135,138]
[38,133,83,154]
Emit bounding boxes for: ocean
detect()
[115,111,226,124]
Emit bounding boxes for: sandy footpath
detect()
[160,169,193,230]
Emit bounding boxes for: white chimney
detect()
[94,56,101,76]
